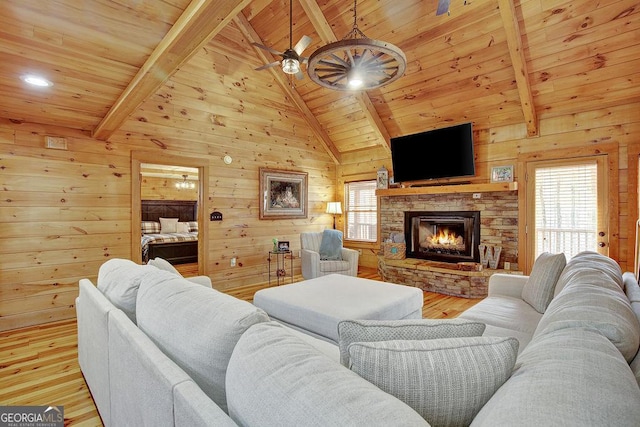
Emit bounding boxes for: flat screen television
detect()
[390,122,475,184]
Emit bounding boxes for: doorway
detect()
[131,152,209,276]
[521,151,615,273]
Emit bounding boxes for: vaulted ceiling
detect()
[2,0,638,163]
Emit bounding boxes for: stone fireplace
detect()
[378,190,520,298]
[405,211,480,263]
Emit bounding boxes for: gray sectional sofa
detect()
[77,252,640,426]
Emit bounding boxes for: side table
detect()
[268,250,294,286]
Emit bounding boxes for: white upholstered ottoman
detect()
[253,274,424,343]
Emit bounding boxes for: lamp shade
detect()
[326,202,342,215]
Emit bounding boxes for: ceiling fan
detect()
[252,0,312,80]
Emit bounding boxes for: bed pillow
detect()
[176,222,190,233]
[319,229,343,260]
[337,319,486,367]
[521,252,566,313]
[159,217,179,233]
[348,336,519,427]
[141,221,160,234]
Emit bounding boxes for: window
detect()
[345,180,377,242]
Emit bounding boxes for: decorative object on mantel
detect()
[259,168,308,219]
[307,0,406,91]
[272,238,279,252]
[326,202,342,229]
[490,165,514,183]
[377,166,389,189]
[384,232,406,260]
[479,244,502,269]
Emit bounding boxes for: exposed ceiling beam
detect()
[498,0,539,137]
[233,13,342,164]
[299,0,392,154]
[92,0,252,140]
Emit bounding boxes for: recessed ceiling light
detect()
[21,74,53,87]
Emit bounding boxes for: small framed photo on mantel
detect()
[490,165,514,183]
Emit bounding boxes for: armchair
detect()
[300,231,359,279]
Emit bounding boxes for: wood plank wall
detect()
[1,17,639,331]
[141,176,198,201]
[339,102,640,273]
[0,25,336,331]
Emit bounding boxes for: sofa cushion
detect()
[458,295,543,336]
[337,318,486,366]
[226,322,429,427]
[348,336,518,427]
[554,251,623,297]
[472,328,640,427]
[534,279,640,363]
[97,258,172,323]
[319,229,343,260]
[521,252,566,313]
[623,271,640,302]
[136,276,270,412]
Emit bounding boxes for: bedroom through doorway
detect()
[131,152,210,277]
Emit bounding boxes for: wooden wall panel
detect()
[339,102,640,273]
[0,33,336,331]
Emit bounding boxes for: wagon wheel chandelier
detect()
[307,0,406,91]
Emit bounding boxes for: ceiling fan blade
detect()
[295,69,305,80]
[436,0,450,15]
[255,61,281,71]
[252,42,283,56]
[293,35,312,56]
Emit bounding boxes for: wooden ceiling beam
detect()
[233,13,341,164]
[299,0,392,154]
[498,0,539,137]
[92,0,252,140]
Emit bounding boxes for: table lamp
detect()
[326,202,342,229]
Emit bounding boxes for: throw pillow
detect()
[337,319,486,367]
[159,217,179,233]
[148,257,180,277]
[348,336,519,427]
[521,252,566,313]
[319,229,343,260]
[176,222,190,233]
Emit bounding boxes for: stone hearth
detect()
[378,190,519,297]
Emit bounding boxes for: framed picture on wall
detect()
[259,168,308,219]
[490,165,514,183]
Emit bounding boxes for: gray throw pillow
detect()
[521,252,566,313]
[348,336,519,427]
[319,229,343,260]
[337,319,486,366]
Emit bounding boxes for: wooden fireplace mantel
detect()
[376,182,518,197]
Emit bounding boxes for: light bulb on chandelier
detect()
[176,174,195,190]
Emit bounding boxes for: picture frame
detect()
[259,168,308,219]
[277,241,290,251]
[490,165,514,183]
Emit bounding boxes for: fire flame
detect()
[429,229,460,246]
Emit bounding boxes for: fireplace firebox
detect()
[404,211,480,263]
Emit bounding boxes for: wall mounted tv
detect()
[390,122,475,184]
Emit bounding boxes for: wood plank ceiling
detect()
[1,0,638,164]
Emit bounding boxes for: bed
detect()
[141,200,199,265]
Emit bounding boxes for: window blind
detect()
[345,180,377,242]
[534,162,598,259]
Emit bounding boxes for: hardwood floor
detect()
[0,267,480,426]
